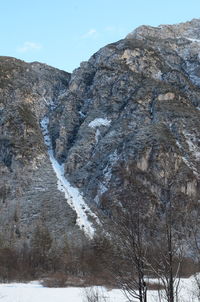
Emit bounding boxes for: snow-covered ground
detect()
[40,116,100,238]
[0,276,199,302]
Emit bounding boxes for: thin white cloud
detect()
[81,29,97,39]
[17,42,42,53]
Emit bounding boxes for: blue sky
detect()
[1,0,200,72]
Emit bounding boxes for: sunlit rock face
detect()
[1,19,200,247]
[52,19,200,216]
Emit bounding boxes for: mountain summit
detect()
[127,18,200,40]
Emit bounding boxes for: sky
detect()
[1,0,200,73]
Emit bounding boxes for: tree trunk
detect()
[168,189,174,302]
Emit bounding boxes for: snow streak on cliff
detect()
[40,116,99,238]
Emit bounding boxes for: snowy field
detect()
[0,276,198,302]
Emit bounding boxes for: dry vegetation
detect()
[0,231,198,287]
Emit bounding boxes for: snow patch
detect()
[176,140,199,177]
[42,97,57,109]
[183,60,200,87]
[95,129,100,143]
[89,118,111,128]
[103,150,119,183]
[0,276,199,302]
[40,117,51,147]
[153,70,163,80]
[186,37,200,43]
[78,111,85,118]
[99,183,108,194]
[94,150,119,204]
[183,130,200,160]
[40,116,100,238]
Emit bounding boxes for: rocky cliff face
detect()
[53,19,200,215]
[1,19,200,247]
[0,57,82,247]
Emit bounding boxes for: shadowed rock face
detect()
[1,19,200,247]
[0,57,81,247]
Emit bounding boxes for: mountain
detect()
[1,19,200,248]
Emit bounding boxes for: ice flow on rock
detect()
[40,116,99,238]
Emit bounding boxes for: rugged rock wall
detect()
[1,19,200,247]
[52,19,200,216]
[0,57,81,247]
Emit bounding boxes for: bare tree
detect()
[106,162,187,302]
[83,287,109,302]
[145,182,185,302]
[185,203,200,300]
[108,182,150,302]
[30,222,52,271]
